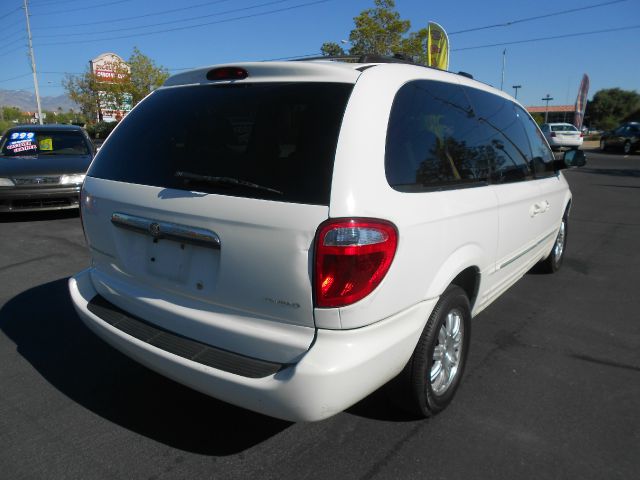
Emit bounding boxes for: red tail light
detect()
[580,132,584,137]
[314,219,398,308]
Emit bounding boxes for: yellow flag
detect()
[427,22,449,70]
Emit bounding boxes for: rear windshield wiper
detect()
[175,171,283,196]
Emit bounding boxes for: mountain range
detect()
[0,89,78,112]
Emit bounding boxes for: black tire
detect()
[623,141,632,155]
[600,139,608,151]
[390,285,471,418]
[538,213,568,273]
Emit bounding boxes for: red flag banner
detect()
[574,74,590,130]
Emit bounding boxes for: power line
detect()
[0,73,32,84]
[0,46,26,58]
[40,71,83,75]
[33,0,233,27]
[449,0,629,35]
[30,0,101,6]
[0,6,21,21]
[35,0,293,38]
[0,37,27,50]
[35,0,334,47]
[452,24,640,51]
[271,22,639,63]
[0,24,25,44]
[30,0,133,16]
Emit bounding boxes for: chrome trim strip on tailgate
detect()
[111,212,221,249]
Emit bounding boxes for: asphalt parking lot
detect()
[1,149,639,480]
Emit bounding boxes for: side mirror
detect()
[554,149,586,170]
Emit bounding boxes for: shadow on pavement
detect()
[0,209,79,223]
[0,278,291,455]
[346,387,420,422]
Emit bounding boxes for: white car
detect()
[69,58,585,422]
[541,123,584,150]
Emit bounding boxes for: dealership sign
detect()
[90,52,129,82]
[90,52,132,122]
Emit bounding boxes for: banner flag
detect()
[427,22,449,70]
[574,74,590,129]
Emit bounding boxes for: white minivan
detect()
[70,57,585,422]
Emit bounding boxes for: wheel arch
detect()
[425,244,485,312]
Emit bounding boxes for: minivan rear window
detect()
[88,82,354,205]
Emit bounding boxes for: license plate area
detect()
[147,237,191,282]
[109,212,221,293]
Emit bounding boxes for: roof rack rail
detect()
[291,53,418,65]
[289,53,476,81]
[290,55,361,63]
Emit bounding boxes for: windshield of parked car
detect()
[550,125,579,132]
[1,130,90,156]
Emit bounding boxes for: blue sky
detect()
[0,0,638,108]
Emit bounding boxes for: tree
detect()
[348,0,410,56]
[62,71,101,122]
[320,0,429,63]
[586,88,640,130]
[320,42,345,57]
[127,47,170,104]
[63,47,169,123]
[623,108,640,123]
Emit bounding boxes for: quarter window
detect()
[385,80,490,191]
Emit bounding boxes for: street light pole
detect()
[542,94,554,123]
[500,49,506,91]
[512,85,522,99]
[23,0,43,125]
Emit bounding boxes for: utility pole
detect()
[500,49,506,91]
[542,94,554,123]
[512,85,522,99]
[23,0,43,125]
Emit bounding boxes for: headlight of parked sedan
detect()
[0,177,15,187]
[59,174,86,185]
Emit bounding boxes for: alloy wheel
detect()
[430,309,464,395]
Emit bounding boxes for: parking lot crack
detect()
[569,353,640,373]
[0,254,61,273]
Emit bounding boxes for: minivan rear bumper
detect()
[69,269,435,422]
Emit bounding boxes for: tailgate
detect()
[78,80,354,362]
[81,177,327,362]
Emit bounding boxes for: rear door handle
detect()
[111,212,221,249]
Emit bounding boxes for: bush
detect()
[0,120,11,137]
[86,121,119,139]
